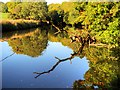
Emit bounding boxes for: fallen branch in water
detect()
[0,53,15,62]
[52,23,62,32]
[42,20,67,35]
[33,45,84,78]
[51,23,68,35]
[33,56,73,78]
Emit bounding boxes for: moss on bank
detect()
[0,20,41,32]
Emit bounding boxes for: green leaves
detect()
[7,1,120,46]
[9,2,48,20]
[0,2,8,13]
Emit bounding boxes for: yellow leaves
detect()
[84,19,90,25]
[48,3,61,12]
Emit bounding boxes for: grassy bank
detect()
[0,20,41,32]
[0,13,10,20]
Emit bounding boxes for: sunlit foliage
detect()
[48,2,120,46]
[7,1,48,20]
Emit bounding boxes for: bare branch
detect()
[33,44,85,78]
[0,53,15,62]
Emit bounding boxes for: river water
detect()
[1,27,119,88]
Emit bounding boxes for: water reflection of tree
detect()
[48,30,119,89]
[2,28,37,40]
[8,28,48,57]
[73,46,119,89]
[48,30,83,54]
[4,27,119,88]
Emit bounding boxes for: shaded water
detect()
[1,27,119,88]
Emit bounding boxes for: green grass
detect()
[0,13,10,20]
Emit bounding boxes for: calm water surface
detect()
[1,28,119,88]
[1,28,90,88]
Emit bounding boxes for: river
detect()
[0,27,119,89]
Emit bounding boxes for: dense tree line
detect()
[48,2,120,46]
[1,1,120,46]
[0,2,8,13]
[6,1,48,20]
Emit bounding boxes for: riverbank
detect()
[0,19,41,32]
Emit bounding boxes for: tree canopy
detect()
[0,2,8,13]
[6,1,48,20]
